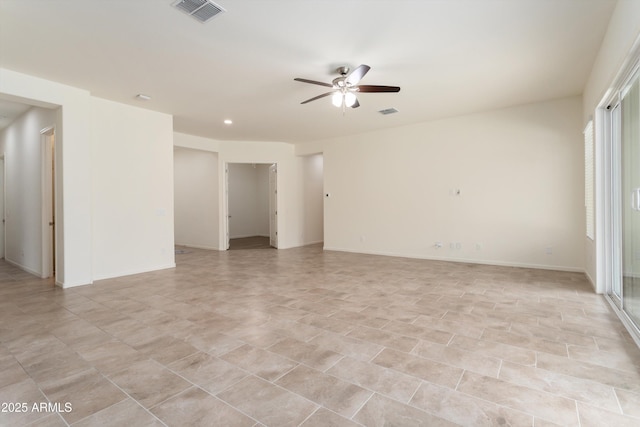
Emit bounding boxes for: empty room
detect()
[1,0,640,426]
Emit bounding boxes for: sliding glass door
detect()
[610,69,640,334]
[621,75,640,327]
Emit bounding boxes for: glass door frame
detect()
[608,100,623,308]
[600,59,640,346]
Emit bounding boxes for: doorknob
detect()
[49,221,54,226]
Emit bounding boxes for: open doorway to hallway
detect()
[226,163,277,250]
[0,100,60,281]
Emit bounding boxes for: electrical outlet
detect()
[545,246,553,255]
[435,242,443,249]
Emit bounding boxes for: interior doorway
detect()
[41,127,56,278]
[226,162,277,250]
[0,99,62,283]
[301,153,324,246]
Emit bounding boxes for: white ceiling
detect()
[0,0,617,143]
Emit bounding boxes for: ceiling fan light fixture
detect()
[332,92,343,107]
[344,92,357,107]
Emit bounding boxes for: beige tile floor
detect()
[1,245,640,426]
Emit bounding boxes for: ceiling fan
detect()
[294,64,400,110]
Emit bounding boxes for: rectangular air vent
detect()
[173,0,225,23]
[378,108,399,115]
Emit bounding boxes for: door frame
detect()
[224,163,230,250]
[599,45,640,347]
[40,125,55,279]
[269,163,278,248]
[223,161,278,250]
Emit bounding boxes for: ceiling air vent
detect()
[172,0,225,23]
[378,108,399,115]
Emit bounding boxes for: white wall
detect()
[582,0,640,291]
[228,163,270,239]
[91,97,175,280]
[173,132,305,249]
[321,96,584,271]
[301,154,324,245]
[176,98,584,273]
[174,147,219,249]
[0,106,56,276]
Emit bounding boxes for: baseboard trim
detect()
[322,246,585,273]
[4,257,43,278]
[175,243,220,251]
[585,270,597,292]
[229,234,270,239]
[92,263,176,283]
[302,240,324,246]
[57,279,92,288]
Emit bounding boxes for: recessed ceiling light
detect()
[224,119,233,125]
[135,94,151,101]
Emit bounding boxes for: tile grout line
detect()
[85,367,170,427]
[348,390,375,422]
[295,406,321,427]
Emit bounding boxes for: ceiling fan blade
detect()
[356,85,401,93]
[294,78,334,88]
[300,91,334,104]
[350,98,360,109]
[345,64,371,86]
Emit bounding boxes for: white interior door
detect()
[269,164,278,248]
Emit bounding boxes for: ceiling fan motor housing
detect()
[333,77,347,87]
